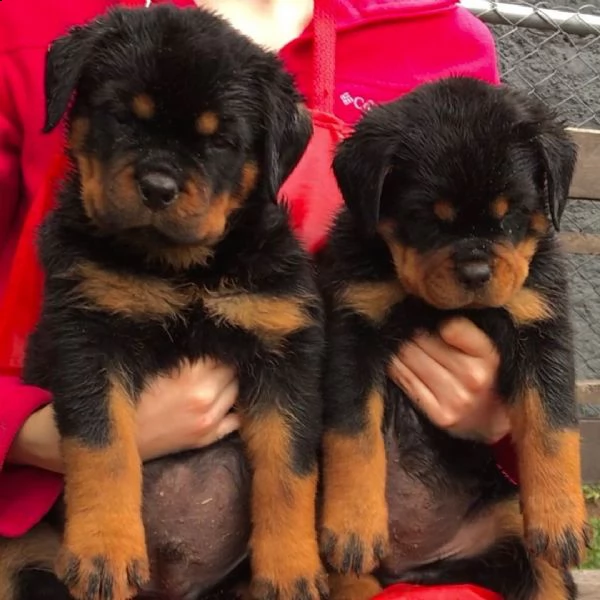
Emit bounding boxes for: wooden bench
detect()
[574,570,600,599]
[563,128,600,486]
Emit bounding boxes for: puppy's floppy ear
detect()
[261,73,313,199]
[536,123,578,231]
[509,87,578,232]
[43,25,96,133]
[332,119,396,234]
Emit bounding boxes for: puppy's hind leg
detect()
[328,574,382,600]
[531,559,576,600]
[0,523,61,600]
[388,499,576,600]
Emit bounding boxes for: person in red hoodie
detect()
[0,0,517,598]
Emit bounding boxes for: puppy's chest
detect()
[70,264,311,363]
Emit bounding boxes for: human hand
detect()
[387,317,510,444]
[137,358,241,462]
[7,359,241,473]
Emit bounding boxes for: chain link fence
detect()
[462,0,600,129]
[462,1,600,380]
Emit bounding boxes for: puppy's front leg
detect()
[320,387,388,576]
[242,408,326,600]
[55,373,148,600]
[502,282,589,570]
[511,384,588,570]
[319,283,393,576]
[202,287,326,599]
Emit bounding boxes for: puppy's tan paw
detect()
[56,532,148,600]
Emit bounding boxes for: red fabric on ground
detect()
[372,582,502,600]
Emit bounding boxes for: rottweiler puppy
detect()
[317,77,588,600]
[19,5,326,600]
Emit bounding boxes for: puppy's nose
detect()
[138,172,179,210]
[456,261,491,289]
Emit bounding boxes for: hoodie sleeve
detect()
[0,54,23,300]
[0,376,63,538]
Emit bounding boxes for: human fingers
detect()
[188,364,238,414]
[193,379,240,437]
[387,356,456,430]
[186,357,236,385]
[412,333,496,395]
[398,341,473,420]
[196,413,241,448]
[389,351,509,441]
[439,317,497,359]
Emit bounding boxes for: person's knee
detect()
[141,437,250,599]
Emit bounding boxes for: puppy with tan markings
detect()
[4,5,327,600]
[318,77,588,600]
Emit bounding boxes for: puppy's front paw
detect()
[524,493,590,568]
[319,506,388,575]
[251,528,327,600]
[526,518,591,569]
[56,533,149,600]
[250,567,328,600]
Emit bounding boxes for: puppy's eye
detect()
[210,135,238,150]
[91,98,130,125]
[111,110,131,125]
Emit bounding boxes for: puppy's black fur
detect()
[317,77,586,599]
[18,6,326,600]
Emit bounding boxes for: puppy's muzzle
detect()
[138,171,181,211]
[453,245,492,290]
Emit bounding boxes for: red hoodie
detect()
[0,0,514,541]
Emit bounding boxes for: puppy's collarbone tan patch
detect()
[70,262,314,344]
[200,289,315,343]
[335,281,405,323]
[504,287,553,326]
[70,261,195,320]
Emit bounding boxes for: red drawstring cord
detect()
[312,0,337,113]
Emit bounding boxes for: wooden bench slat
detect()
[560,232,600,255]
[568,128,600,201]
[573,570,600,599]
[578,381,600,406]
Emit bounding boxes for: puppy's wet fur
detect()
[318,77,587,599]
[4,5,327,600]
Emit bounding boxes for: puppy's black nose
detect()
[138,172,179,210]
[456,261,491,289]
